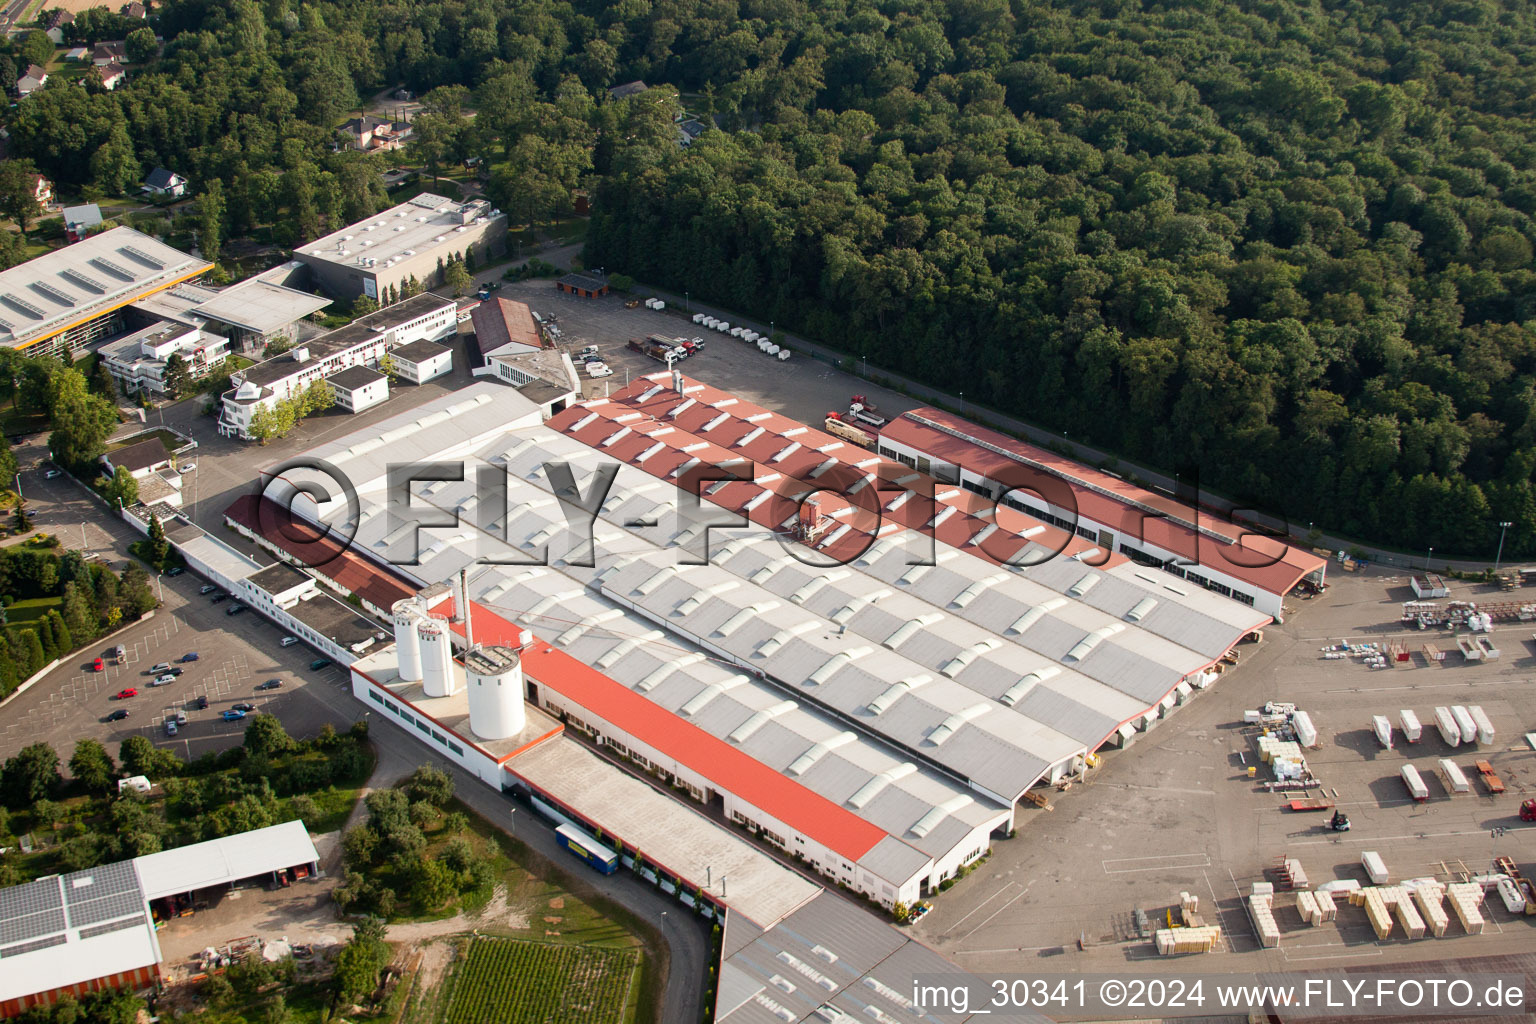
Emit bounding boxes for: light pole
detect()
[1495,521,1513,574]
[1426,546,1434,571]
[154,573,164,603]
[13,472,20,503]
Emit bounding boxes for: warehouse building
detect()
[293,193,506,301]
[217,293,455,439]
[246,379,1268,903]
[877,408,1327,619]
[0,227,211,359]
[0,822,318,1019]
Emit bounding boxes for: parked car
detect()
[231,702,256,713]
[43,469,61,479]
[106,709,129,722]
[92,657,104,672]
[309,658,333,671]
[280,637,299,648]
[211,594,227,603]
[586,362,613,379]
[168,667,183,676]
[152,674,175,686]
[257,678,283,690]
[194,696,209,710]
[576,345,599,361]
[114,688,137,699]
[225,603,244,615]
[112,644,125,663]
[165,720,178,736]
[166,566,185,577]
[179,652,199,662]
[149,662,170,674]
[174,710,187,725]
[221,709,247,721]
[179,463,196,473]
[199,585,217,595]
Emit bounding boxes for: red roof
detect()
[880,409,1326,597]
[470,296,542,360]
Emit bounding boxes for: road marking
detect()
[942,881,1018,933]
[1290,825,1536,847]
[1102,853,1210,874]
[957,885,1031,944]
[1283,947,1385,962]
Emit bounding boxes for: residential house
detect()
[101,437,173,480]
[15,64,47,97]
[98,61,127,90]
[121,2,146,17]
[43,8,73,43]
[63,46,89,61]
[62,203,103,242]
[338,115,412,153]
[143,167,187,198]
[608,80,648,100]
[678,118,705,146]
[92,41,128,66]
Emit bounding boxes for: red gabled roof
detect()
[880,408,1326,596]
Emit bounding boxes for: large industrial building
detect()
[877,408,1328,619]
[217,293,457,439]
[0,227,211,359]
[0,822,319,1019]
[293,193,506,301]
[237,375,1275,913]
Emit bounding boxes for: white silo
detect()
[419,615,456,697]
[391,599,423,682]
[465,645,526,740]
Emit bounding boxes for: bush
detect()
[609,273,635,292]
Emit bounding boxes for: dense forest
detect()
[5,0,1536,556]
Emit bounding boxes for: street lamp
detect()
[1495,522,1514,574]
[1426,546,1434,571]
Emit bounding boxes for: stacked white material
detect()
[1413,882,1449,937]
[1296,890,1320,926]
[1498,877,1526,914]
[1447,883,1485,934]
[1438,758,1471,794]
[1401,764,1428,801]
[1257,736,1304,762]
[1357,888,1394,939]
[1293,710,1318,748]
[1313,889,1337,921]
[1284,858,1309,888]
[1273,756,1308,781]
[1373,715,1394,749]
[1451,706,1477,745]
[1248,893,1281,948]
[1394,891,1427,939]
[1154,926,1222,955]
[1399,709,1422,742]
[1180,891,1200,914]
[1434,706,1461,745]
[1252,882,1275,896]
[1468,705,1495,745]
[1362,851,1389,885]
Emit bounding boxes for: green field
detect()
[444,938,641,1024]
[6,595,62,624]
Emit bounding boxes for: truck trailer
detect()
[555,822,619,875]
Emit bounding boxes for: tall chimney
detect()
[460,567,474,650]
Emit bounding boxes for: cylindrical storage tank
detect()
[419,615,456,697]
[465,645,526,740]
[391,600,423,682]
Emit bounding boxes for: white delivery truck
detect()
[1451,706,1477,745]
[1437,758,1471,795]
[1401,764,1429,802]
[1399,709,1422,743]
[1362,851,1390,885]
[1433,706,1461,746]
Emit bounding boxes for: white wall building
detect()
[99,320,229,396]
[387,338,453,384]
[327,365,389,413]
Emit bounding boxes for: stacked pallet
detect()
[1314,889,1337,921]
[1349,887,1395,939]
[1413,883,1450,937]
[1296,889,1322,926]
[1154,925,1222,955]
[1447,882,1485,935]
[1248,892,1281,947]
[1393,891,1427,939]
[1180,891,1200,914]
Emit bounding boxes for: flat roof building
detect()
[469,296,578,416]
[387,338,453,384]
[0,227,211,358]
[294,193,506,301]
[188,267,331,348]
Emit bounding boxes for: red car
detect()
[114,688,137,700]
[92,657,104,672]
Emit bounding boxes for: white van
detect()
[280,637,300,648]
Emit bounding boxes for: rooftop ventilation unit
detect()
[30,282,75,307]
[121,245,165,268]
[90,257,135,280]
[59,268,106,293]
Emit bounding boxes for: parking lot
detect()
[0,463,364,764]
[911,568,1536,971]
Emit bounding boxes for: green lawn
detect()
[227,354,257,371]
[7,595,62,625]
[106,428,187,454]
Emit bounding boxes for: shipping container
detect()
[1451,706,1477,745]
[1437,758,1471,795]
[1433,706,1461,746]
[555,822,619,875]
[1468,705,1495,745]
[1373,715,1393,749]
[692,313,705,324]
[1362,851,1390,885]
[1399,709,1422,743]
[1401,764,1429,802]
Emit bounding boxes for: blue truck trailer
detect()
[555,822,619,874]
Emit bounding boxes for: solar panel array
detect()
[60,267,106,293]
[0,876,64,946]
[90,256,136,280]
[121,245,165,269]
[0,933,67,958]
[78,914,147,940]
[63,861,145,929]
[30,281,76,307]
[1,293,45,319]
